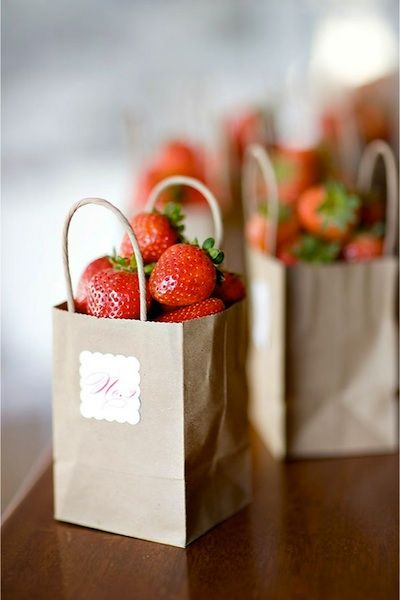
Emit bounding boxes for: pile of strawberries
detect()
[223,106,388,265]
[246,178,385,265]
[75,202,245,321]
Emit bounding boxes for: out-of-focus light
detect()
[275,92,320,149]
[310,15,397,88]
[275,62,321,149]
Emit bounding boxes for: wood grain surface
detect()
[2,432,398,600]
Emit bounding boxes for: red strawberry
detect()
[343,233,383,262]
[120,202,185,263]
[246,203,299,253]
[87,268,152,319]
[156,298,224,323]
[297,181,361,241]
[155,140,200,175]
[149,239,224,307]
[214,272,246,305]
[134,140,209,208]
[75,256,111,313]
[276,242,299,266]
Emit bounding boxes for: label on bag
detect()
[79,350,141,424]
[251,280,271,350]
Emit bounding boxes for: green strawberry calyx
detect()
[201,237,225,265]
[109,252,156,275]
[318,181,361,231]
[293,234,340,264]
[153,201,185,242]
[154,201,186,241]
[190,237,225,267]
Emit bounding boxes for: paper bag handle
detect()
[63,198,148,321]
[145,175,223,248]
[357,140,398,256]
[242,144,279,256]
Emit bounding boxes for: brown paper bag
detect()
[53,178,251,547]
[243,142,398,459]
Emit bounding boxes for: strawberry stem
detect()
[108,252,156,275]
[293,234,340,263]
[155,201,186,242]
[318,181,361,231]
[201,237,224,265]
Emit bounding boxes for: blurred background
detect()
[2,0,398,513]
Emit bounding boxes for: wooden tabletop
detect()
[2,432,398,599]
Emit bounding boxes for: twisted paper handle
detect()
[242,144,279,256]
[62,198,147,321]
[357,140,398,256]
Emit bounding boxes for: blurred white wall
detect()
[2,0,398,512]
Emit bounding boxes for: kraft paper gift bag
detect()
[243,142,398,459]
[53,178,251,548]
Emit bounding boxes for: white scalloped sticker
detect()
[79,351,141,424]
